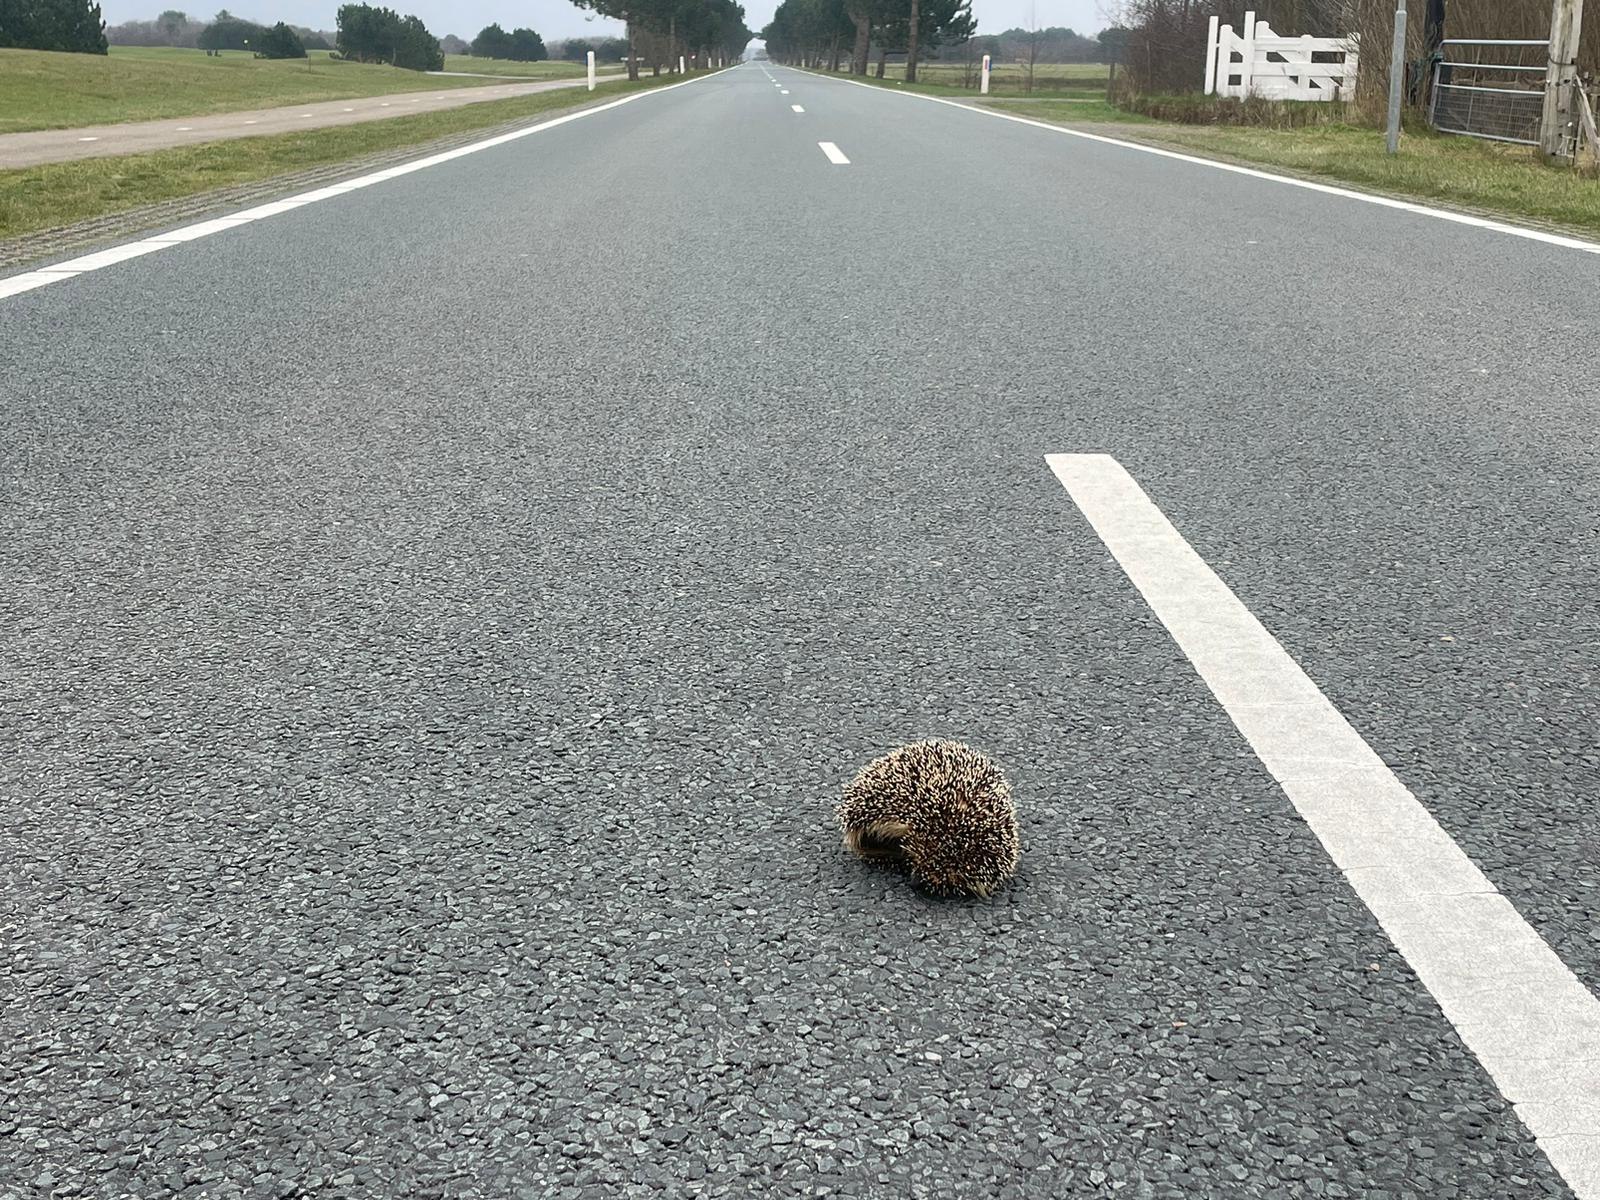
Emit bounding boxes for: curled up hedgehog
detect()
[838,740,1019,898]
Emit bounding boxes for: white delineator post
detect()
[679,54,685,73]
[980,53,991,93]
[1204,14,1220,93]
[587,49,596,90]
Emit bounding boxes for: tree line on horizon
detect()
[761,0,975,80]
[104,9,333,52]
[571,0,752,80]
[6,0,747,67]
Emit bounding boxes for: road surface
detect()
[3,62,1598,1199]
[0,74,611,169]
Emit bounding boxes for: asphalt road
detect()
[3,62,1598,1199]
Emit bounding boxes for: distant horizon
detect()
[98,0,1107,44]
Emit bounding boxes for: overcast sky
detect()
[102,0,1111,43]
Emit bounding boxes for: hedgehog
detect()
[838,740,1019,898]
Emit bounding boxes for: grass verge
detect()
[989,102,1600,239]
[0,46,509,133]
[0,74,685,240]
[793,66,1107,105]
[871,60,1108,97]
[440,55,626,78]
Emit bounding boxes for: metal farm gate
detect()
[1429,38,1548,146]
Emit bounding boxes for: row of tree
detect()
[967,26,1102,64]
[0,0,109,53]
[468,22,544,61]
[571,0,752,81]
[334,1,441,71]
[548,35,631,62]
[106,9,333,51]
[194,10,304,55]
[761,0,974,81]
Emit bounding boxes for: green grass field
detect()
[0,46,511,134]
[993,100,1600,238]
[803,63,1112,104]
[440,55,624,78]
[0,74,686,239]
[871,60,1108,97]
[803,61,1108,100]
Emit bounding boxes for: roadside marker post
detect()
[980,53,991,94]
[587,50,596,91]
[1386,0,1407,154]
[1541,0,1585,162]
[679,55,686,73]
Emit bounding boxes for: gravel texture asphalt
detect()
[2,62,1596,1199]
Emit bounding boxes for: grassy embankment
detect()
[867,60,1108,97]
[798,61,1127,119]
[440,54,624,78]
[0,72,690,239]
[0,45,523,133]
[804,64,1600,239]
[992,101,1600,239]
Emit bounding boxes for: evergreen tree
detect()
[197,12,264,50]
[470,22,512,58]
[507,27,545,61]
[336,3,441,70]
[254,20,304,57]
[0,0,110,53]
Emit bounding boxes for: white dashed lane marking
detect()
[818,141,849,165]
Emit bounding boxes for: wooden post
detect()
[1541,0,1585,162]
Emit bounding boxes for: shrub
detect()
[197,12,264,50]
[254,19,304,57]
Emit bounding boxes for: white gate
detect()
[1203,11,1358,102]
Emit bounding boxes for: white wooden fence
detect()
[1203,11,1359,102]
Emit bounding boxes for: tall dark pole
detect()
[905,0,920,82]
[1424,0,1445,57]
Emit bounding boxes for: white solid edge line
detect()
[818,141,849,165]
[0,69,729,303]
[805,69,1600,256]
[1046,452,1600,1200]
